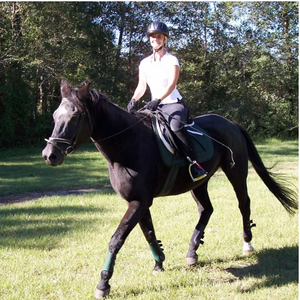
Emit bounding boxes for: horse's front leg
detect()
[139,209,165,275]
[95,200,146,299]
[187,184,213,265]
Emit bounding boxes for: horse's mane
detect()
[88,87,152,129]
[90,88,108,107]
[67,82,152,129]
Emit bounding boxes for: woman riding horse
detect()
[127,21,207,181]
[42,80,298,299]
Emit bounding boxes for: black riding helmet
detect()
[147,21,169,38]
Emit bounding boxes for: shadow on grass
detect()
[0,145,111,197]
[0,203,109,250]
[165,246,298,293]
[225,246,298,291]
[0,186,115,204]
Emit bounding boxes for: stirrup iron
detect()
[188,160,207,182]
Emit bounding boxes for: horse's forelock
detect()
[66,88,84,112]
[65,84,99,112]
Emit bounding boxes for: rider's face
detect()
[149,33,167,50]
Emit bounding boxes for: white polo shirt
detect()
[139,52,182,104]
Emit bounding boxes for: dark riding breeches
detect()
[158,100,190,132]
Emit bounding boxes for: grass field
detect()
[0,139,298,299]
[0,142,110,197]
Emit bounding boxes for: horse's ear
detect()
[77,81,90,102]
[61,80,71,98]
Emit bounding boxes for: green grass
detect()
[0,142,110,197]
[0,139,297,197]
[0,139,298,299]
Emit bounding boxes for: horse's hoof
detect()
[186,254,198,266]
[243,242,254,256]
[152,267,164,276]
[94,287,110,299]
[243,249,254,256]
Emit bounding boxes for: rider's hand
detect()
[127,99,136,112]
[146,99,161,111]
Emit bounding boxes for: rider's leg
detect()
[174,127,207,181]
[159,101,207,182]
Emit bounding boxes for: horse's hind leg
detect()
[187,182,213,265]
[139,209,165,274]
[222,162,255,255]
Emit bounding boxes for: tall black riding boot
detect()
[175,127,208,182]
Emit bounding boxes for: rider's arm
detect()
[132,69,147,101]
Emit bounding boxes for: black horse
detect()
[42,81,297,298]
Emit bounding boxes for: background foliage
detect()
[0,1,298,147]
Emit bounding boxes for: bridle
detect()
[45,99,93,156]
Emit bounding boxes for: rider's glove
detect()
[146,99,161,111]
[127,99,136,112]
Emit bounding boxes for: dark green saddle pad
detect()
[152,115,214,168]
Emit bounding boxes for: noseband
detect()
[45,100,93,156]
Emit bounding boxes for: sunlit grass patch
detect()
[0,139,298,299]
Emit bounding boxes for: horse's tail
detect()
[237,124,298,215]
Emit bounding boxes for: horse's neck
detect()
[90,99,140,160]
[98,99,137,132]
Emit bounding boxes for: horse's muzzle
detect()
[42,144,65,166]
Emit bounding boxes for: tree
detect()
[0,2,116,146]
[0,2,298,147]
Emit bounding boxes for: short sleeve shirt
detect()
[139,52,182,104]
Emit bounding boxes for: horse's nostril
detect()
[49,154,57,162]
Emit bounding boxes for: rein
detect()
[46,97,234,168]
[46,101,151,154]
[90,111,151,144]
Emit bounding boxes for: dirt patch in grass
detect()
[0,187,113,205]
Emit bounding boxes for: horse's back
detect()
[194,113,249,169]
[193,114,246,147]
[194,113,237,130]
